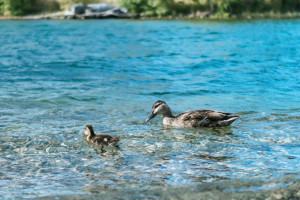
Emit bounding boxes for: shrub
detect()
[2,0,40,16]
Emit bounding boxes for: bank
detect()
[1,0,300,20]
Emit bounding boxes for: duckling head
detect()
[84,125,95,138]
[146,100,172,122]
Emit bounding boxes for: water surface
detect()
[0,19,300,199]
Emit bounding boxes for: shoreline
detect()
[1,11,300,21]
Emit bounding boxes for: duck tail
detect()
[218,116,239,126]
[112,135,120,144]
[230,114,241,118]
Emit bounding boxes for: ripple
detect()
[1,19,300,198]
[190,154,235,162]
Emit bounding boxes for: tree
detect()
[119,0,174,17]
[3,0,40,16]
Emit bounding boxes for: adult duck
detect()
[146,100,240,128]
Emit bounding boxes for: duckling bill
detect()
[146,100,240,128]
[84,125,120,146]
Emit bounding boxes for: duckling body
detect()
[84,125,120,146]
[146,100,240,128]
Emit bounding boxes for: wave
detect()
[41,175,300,200]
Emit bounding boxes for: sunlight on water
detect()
[0,19,300,198]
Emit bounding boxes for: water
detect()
[0,19,300,199]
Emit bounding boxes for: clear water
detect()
[0,19,300,199]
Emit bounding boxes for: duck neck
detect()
[87,130,95,140]
[162,109,175,119]
[87,134,94,140]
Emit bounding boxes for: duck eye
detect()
[154,104,160,109]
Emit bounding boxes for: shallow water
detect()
[0,19,300,199]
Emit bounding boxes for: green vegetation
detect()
[0,0,40,16]
[0,0,299,18]
[0,0,109,16]
[56,0,105,11]
[0,0,60,16]
[119,0,173,17]
[118,0,300,18]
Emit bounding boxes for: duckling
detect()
[146,100,240,128]
[84,125,120,146]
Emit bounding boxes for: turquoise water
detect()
[0,19,300,199]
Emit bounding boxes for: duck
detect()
[84,125,120,146]
[146,100,240,128]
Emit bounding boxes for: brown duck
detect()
[146,100,240,128]
[84,125,120,146]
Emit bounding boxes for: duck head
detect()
[84,125,95,138]
[146,100,172,122]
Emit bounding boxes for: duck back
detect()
[171,110,240,128]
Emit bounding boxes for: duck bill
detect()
[146,113,156,122]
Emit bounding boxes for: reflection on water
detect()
[0,19,300,198]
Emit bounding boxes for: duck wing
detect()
[93,134,120,146]
[179,110,239,127]
[205,110,234,120]
[179,110,226,120]
[93,134,114,145]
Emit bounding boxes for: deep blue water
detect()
[0,19,300,199]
